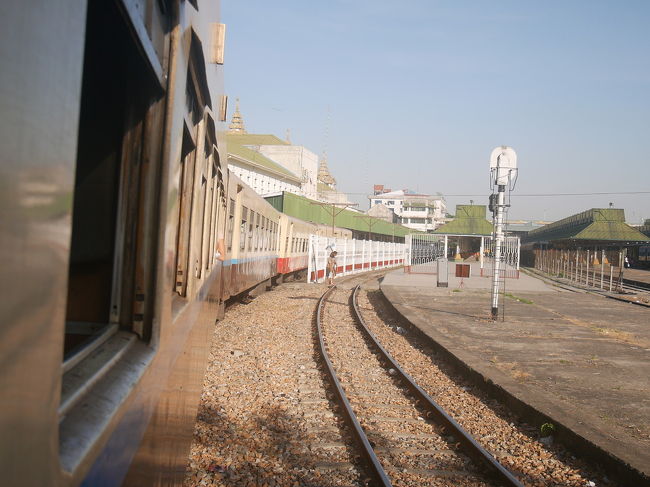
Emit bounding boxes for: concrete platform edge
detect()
[379,282,650,487]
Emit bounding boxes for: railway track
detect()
[315,275,523,487]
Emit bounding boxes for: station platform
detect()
[380,262,650,481]
[621,267,650,287]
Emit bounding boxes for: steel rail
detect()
[351,284,525,487]
[315,284,393,487]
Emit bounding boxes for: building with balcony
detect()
[369,187,446,232]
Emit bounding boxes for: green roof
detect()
[640,219,650,237]
[526,208,650,244]
[226,133,299,181]
[265,192,412,238]
[433,205,493,236]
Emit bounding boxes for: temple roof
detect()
[317,152,336,186]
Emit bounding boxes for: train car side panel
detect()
[0,2,87,486]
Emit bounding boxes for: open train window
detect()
[60,0,166,471]
[240,207,248,251]
[63,0,162,362]
[262,217,267,251]
[227,198,235,251]
[273,222,278,251]
[249,211,256,251]
[205,156,216,270]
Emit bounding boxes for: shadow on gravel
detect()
[186,400,362,487]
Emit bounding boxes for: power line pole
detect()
[309,201,357,235]
[354,215,380,240]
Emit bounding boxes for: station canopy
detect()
[433,205,493,237]
[640,219,650,238]
[264,191,412,238]
[524,208,650,246]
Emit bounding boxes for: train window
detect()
[271,222,278,252]
[60,0,167,471]
[227,198,235,251]
[260,217,265,251]
[240,207,248,251]
[262,217,269,251]
[255,213,261,251]
[175,76,202,296]
[192,140,211,278]
[206,157,217,270]
[248,211,257,252]
[248,210,255,251]
[64,0,165,358]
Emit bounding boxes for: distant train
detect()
[629,245,650,268]
[0,2,347,487]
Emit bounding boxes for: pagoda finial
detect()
[228,98,247,134]
[318,151,336,187]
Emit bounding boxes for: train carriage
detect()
[1,2,229,486]
[277,214,316,275]
[222,174,280,297]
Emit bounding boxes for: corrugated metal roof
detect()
[226,133,299,180]
[264,192,412,237]
[433,205,493,236]
[526,208,650,243]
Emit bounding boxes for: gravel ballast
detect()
[185,275,617,486]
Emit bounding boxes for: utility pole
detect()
[354,215,380,240]
[309,201,357,235]
[489,146,518,320]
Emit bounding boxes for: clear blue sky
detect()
[222,0,649,222]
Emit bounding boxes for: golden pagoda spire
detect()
[228,98,247,134]
[318,151,336,187]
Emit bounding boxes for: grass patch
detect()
[504,293,533,304]
[452,289,462,293]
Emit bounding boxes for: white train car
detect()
[221,174,280,297]
[277,214,316,275]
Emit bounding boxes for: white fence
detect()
[307,235,406,283]
[404,234,445,274]
[481,235,521,278]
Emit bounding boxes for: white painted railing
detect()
[307,235,405,283]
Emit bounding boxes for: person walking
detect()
[327,251,338,286]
